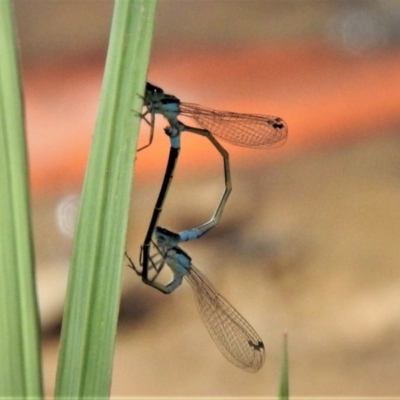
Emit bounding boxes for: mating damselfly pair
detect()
[126,82,287,372]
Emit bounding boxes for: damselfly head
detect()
[145,82,164,103]
[145,83,180,120]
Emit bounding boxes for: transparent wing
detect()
[180,102,287,149]
[185,264,265,372]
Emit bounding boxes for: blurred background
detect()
[13,0,400,397]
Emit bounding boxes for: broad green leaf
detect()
[0,0,43,397]
[55,1,157,398]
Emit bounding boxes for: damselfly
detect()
[141,82,288,151]
[137,82,287,281]
[126,226,265,372]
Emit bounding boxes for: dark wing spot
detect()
[268,117,285,130]
[248,340,265,351]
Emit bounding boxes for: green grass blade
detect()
[54,1,157,398]
[278,331,289,400]
[0,1,43,398]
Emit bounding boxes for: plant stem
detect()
[54,1,157,398]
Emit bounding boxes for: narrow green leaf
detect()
[0,1,43,398]
[278,331,289,400]
[55,1,157,398]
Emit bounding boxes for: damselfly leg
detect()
[138,83,180,150]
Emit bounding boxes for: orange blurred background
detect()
[14,0,400,397]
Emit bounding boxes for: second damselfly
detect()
[127,226,266,372]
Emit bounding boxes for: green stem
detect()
[278,332,289,400]
[0,0,43,398]
[54,1,157,398]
